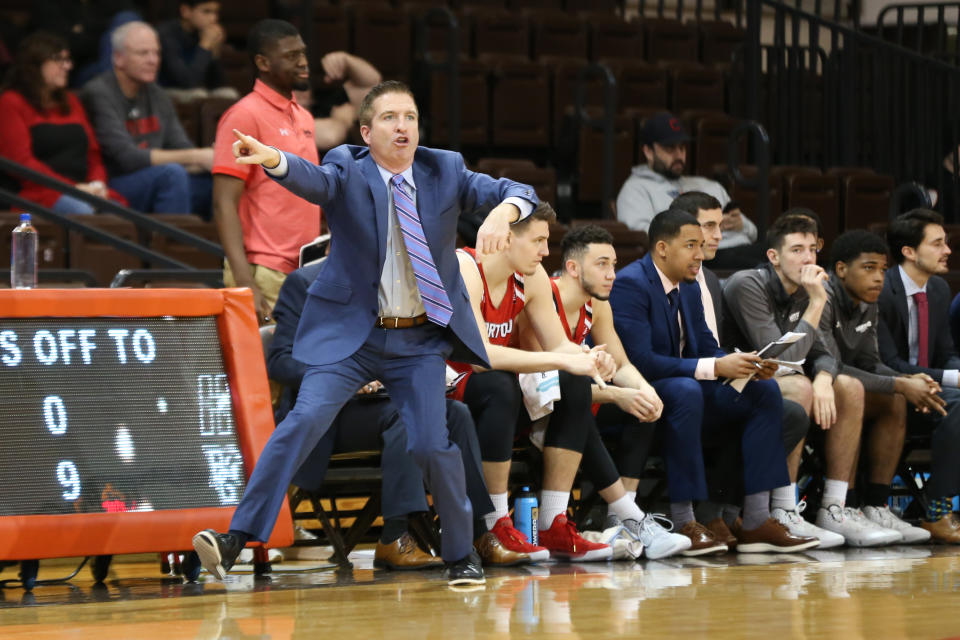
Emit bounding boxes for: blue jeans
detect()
[52,193,95,215]
[109,164,212,217]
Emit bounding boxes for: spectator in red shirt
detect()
[0,31,125,214]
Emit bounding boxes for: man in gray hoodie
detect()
[616,112,756,252]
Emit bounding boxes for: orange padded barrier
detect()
[0,288,292,560]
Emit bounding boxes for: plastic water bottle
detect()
[10,213,38,289]
[514,486,539,545]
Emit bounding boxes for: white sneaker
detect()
[862,505,932,544]
[814,504,899,547]
[771,501,845,549]
[842,507,903,545]
[623,514,692,560]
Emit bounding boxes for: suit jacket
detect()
[272,144,538,367]
[877,267,960,382]
[609,253,726,381]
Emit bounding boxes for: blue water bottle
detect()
[514,486,539,545]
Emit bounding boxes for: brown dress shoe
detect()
[920,513,960,544]
[706,518,738,551]
[678,521,728,556]
[736,518,820,553]
[373,533,444,570]
[474,532,531,566]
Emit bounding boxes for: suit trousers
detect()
[291,397,493,522]
[230,323,474,562]
[650,376,790,502]
[912,386,960,498]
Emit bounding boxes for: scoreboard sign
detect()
[0,289,292,560]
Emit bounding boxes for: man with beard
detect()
[212,19,326,321]
[878,209,960,542]
[615,112,757,254]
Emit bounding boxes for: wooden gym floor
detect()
[2,546,960,639]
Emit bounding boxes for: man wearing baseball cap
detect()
[616,112,758,253]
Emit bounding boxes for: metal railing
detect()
[0,157,223,270]
[873,2,960,64]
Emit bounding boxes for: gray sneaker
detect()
[771,500,845,549]
[622,513,692,560]
[814,504,899,547]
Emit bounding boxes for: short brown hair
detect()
[358,80,416,127]
[767,213,819,252]
[511,200,557,235]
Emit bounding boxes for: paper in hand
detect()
[725,332,807,392]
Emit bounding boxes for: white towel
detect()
[519,370,561,421]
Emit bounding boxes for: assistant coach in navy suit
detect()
[193,81,540,585]
[609,209,816,555]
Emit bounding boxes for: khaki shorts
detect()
[222,261,287,313]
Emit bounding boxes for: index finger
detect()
[592,373,607,389]
[233,128,250,142]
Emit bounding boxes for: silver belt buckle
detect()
[394,317,400,328]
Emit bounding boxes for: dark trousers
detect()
[109,165,212,218]
[650,377,790,502]
[912,386,960,498]
[292,397,493,521]
[230,324,473,562]
[702,397,809,503]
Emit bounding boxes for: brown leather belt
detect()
[376,313,429,329]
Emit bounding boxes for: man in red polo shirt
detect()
[212,19,379,322]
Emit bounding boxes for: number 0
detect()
[43,395,67,435]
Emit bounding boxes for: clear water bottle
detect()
[11,213,38,289]
[513,486,539,545]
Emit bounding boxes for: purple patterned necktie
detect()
[391,174,453,326]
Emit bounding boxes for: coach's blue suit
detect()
[609,254,789,502]
[229,145,537,561]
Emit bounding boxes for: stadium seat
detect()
[67,214,141,287]
[147,214,222,270]
[785,173,841,251]
[351,4,413,83]
[198,97,236,147]
[641,18,700,63]
[489,60,550,147]
[472,8,531,63]
[842,173,895,231]
[590,15,644,63]
[531,10,589,64]
[426,60,490,146]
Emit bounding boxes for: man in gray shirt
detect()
[81,21,214,216]
[723,213,879,547]
[813,229,943,543]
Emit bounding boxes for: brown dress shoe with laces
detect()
[706,517,738,551]
[678,521,729,556]
[736,518,820,553]
[373,533,444,570]
[474,531,531,566]
[920,513,960,544]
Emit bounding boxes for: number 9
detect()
[56,460,81,501]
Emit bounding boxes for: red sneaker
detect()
[491,516,551,561]
[538,514,612,562]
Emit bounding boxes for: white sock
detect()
[608,493,645,523]
[483,492,509,530]
[822,479,848,508]
[771,483,798,511]
[625,490,637,503]
[539,490,570,531]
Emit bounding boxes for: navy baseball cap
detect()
[641,112,691,146]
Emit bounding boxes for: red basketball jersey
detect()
[550,277,593,345]
[448,248,525,399]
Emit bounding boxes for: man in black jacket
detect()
[878,209,960,543]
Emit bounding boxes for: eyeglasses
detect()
[49,53,72,65]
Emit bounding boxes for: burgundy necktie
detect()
[914,291,929,368]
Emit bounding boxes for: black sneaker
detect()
[192,529,243,580]
[444,550,485,587]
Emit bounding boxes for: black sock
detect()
[864,482,891,507]
[380,516,408,544]
[474,518,488,541]
[228,529,251,546]
[846,488,860,508]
